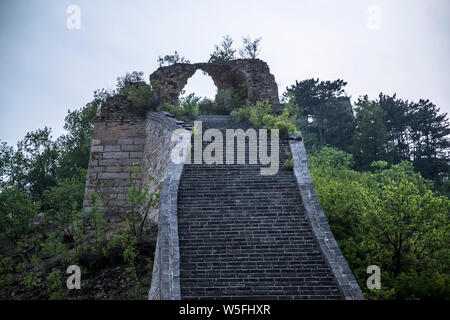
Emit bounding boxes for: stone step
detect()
[177,115,342,300]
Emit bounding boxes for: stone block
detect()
[104,145,121,152]
[121,144,143,152]
[130,152,144,159]
[118,138,133,145]
[102,152,129,159]
[98,172,130,180]
[91,145,104,152]
[99,159,119,166]
[106,166,123,173]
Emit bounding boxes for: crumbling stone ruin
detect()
[83,59,364,300]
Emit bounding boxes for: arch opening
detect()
[177,68,249,115]
[180,69,217,102]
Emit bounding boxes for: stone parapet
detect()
[289,132,364,300]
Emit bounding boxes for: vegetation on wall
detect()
[157,51,190,67]
[231,98,298,137]
[116,71,159,115]
[209,35,262,62]
[239,36,262,59]
[209,35,236,62]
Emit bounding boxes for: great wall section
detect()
[82,59,364,300]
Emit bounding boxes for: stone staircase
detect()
[177,115,343,299]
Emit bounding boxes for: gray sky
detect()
[1,0,449,145]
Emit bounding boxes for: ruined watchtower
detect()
[83,59,364,300]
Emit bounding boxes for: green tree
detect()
[286,78,354,151]
[157,51,190,67]
[0,187,37,252]
[239,36,262,59]
[56,89,106,180]
[352,95,389,170]
[409,99,450,184]
[116,71,159,115]
[309,147,450,299]
[377,93,411,164]
[351,93,449,185]
[209,35,236,62]
[16,128,59,200]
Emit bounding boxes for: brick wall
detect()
[82,97,146,221]
[142,112,187,224]
[83,96,186,224]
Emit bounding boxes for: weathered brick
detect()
[98,172,130,180]
[104,145,121,152]
[102,151,129,159]
[99,159,119,166]
[133,138,145,145]
[121,144,143,152]
[130,152,144,159]
[118,138,133,145]
[119,158,141,166]
[91,145,104,152]
[106,166,123,173]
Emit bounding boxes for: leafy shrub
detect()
[209,35,236,62]
[0,256,14,292]
[125,163,161,238]
[116,72,159,115]
[46,268,65,300]
[309,147,450,299]
[213,88,245,114]
[274,120,297,137]
[42,168,86,228]
[0,187,37,253]
[157,51,190,67]
[283,149,294,171]
[284,158,294,171]
[85,193,105,248]
[198,98,214,114]
[161,93,201,121]
[231,100,297,137]
[179,93,200,118]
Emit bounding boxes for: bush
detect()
[213,88,246,114]
[274,120,297,137]
[42,168,87,227]
[46,268,65,300]
[284,158,294,171]
[116,72,159,115]
[161,93,202,121]
[0,187,37,253]
[198,98,214,115]
[231,100,297,137]
[309,147,450,299]
[231,106,251,122]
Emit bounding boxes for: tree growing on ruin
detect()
[157,51,190,67]
[239,36,262,59]
[208,35,236,62]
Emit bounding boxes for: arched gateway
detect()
[82,59,364,300]
[150,59,281,109]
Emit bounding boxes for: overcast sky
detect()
[0,0,449,145]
